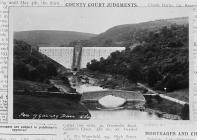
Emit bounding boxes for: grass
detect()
[165,88,189,103]
[14,79,90,120]
[144,95,184,116]
[14,80,50,91]
[14,94,90,119]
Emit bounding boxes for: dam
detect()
[39,46,125,69]
[39,47,74,69]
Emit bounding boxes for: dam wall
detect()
[39,47,74,68]
[39,47,125,69]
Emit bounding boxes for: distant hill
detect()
[14,30,97,47]
[86,17,188,47]
[14,17,188,47]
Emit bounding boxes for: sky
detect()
[11,7,190,34]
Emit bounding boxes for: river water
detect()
[89,109,165,120]
[78,84,166,120]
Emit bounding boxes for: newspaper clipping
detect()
[0,0,197,139]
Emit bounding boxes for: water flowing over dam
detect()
[39,47,74,69]
[39,46,125,69]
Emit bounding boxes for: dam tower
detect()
[72,42,83,71]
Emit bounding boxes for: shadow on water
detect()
[82,101,166,120]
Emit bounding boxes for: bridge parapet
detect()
[81,89,145,103]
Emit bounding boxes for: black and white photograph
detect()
[10,7,190,120]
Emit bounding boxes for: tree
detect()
[36,64,48,81]
[181,104,189,120]
[165,74,186,91]
[127,61,142,84]
[29,56,39,66]
[14,63,29,80]
[147,66,162,87]
[87,59,100,71]
[28,70,41,81]
[47,63,57,76]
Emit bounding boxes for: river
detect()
[89,109,165,120]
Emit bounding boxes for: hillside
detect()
[87,24,189,92]
[14,17,188,47]
[14,30,97,47]
[13,40,90,119]
[85,17,188,47]
[14,39,67,82]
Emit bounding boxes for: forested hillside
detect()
[81,17,188,47]
[87,25,189,92]
[14,40,64,82]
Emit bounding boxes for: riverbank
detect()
[138,83,188,105]
[79,70,189,120]
[78,70,142,91]
[14,79,90,120]
[165,89,189,103]
[14,94,90,119]
[144,95,183,120]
